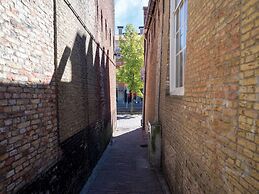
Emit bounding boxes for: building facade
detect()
[0,0,116,193]
[144,0,259,193]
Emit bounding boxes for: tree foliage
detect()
[116,24,144,97]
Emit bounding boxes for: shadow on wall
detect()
[52,33,112,193]
[0,32,112,194]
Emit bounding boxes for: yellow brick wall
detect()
[145,0,259,193]
[237,0,259,193]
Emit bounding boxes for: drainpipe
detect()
[143,36,147,130]
[157,0,167,171]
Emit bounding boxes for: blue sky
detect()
[115,0,149,33]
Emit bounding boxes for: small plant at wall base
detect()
[117,24,144,113]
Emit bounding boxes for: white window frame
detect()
[169,0,188,96]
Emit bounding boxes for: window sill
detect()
[169,87,184,96]
[165,93,184,99]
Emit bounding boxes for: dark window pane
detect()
[180,28,184,51]
[176,54,180,87]
[185,0,188,24]
[180,4,184,28]
[179,51,184,87]
[175,0,180,8]
[183,48,186,65]
[175,10,180,32]
[176,32,180,53]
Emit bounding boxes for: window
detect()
[170,0,188,95]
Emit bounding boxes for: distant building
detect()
[117,26,124,35]
[139,26,144,35]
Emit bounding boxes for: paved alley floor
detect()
[80,114,165,194]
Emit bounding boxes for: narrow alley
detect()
[0,0,258,193]
[80,114,166,194]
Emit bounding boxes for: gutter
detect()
[144,0,156,34]
[143,37,147,130]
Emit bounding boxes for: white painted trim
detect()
[169,0,174,94]
[175,0,184,12]
[169,0,186,96]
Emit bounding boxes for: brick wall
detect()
[144,0,163,125]
[99,0,117,131]
[0,1,58,193]
[0,0,115,193]
[144,0,259,193]
[56,0,112,143]
[238,0,259,192]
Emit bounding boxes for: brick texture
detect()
[0,0,116,193]
[144,0,259,193]
[56,0,115,143]
[0,1,58,193]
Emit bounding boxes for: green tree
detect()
[117,24,144,113]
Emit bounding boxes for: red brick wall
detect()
[0,1,58,193]
[0,0,116,193]
[144,0,259,193]
[100,0,117,130]
[56,0,115,142]
[144,0,163,125]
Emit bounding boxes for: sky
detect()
[115,0,149,33]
